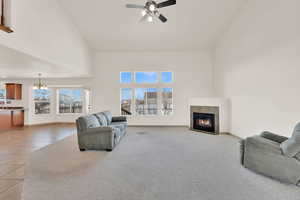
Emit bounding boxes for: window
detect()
[161,72,173,83]
[0,89,5,100]
[58,89,84,114]
[120,72,132,84]
[135,88,158,115]
[34,89,51,114]
[161,88,173,115]
[135,72,158,84]
[120,71,173,116]
[121,88,132,115]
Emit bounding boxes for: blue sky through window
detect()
[120,72,132,83]
[121,72,173,101]
[34,89,51,101]
[161,72,173,83]
[121,88,132,100]
[59,89,83,102]
[135,88,145,100]
[135,72,158,84]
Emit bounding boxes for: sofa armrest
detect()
[245,136,283,155]
[82,126,113,135]
[78,126,115,150]
[112,116,127,122]
[260,131,288,143]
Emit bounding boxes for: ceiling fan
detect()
[126,0,176,23]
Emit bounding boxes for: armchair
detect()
[240,123,300,185]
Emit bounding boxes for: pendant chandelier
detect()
[33,73,48,90]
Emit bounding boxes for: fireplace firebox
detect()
[190,106,219,135]
[193,113,215,133]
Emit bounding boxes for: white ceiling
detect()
[58,0,246,51]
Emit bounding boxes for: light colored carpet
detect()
[22,127,300,200]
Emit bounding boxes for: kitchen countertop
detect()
[0,107,26,111]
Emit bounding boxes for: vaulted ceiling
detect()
[0,44,76,78]
[58,0,246,51]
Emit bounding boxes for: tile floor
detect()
[0,124,76,200]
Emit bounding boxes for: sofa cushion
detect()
[94,113,108,126]
[281,122,300,157]
[102,111,113,125]
[82,115,100,129]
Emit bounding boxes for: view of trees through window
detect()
[34,89,51,114]
[162,88,173,115]
[59,89,84,114]
[120,72,173,116]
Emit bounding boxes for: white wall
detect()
[214,0,300,138]
[0,0,92,77]
[92,51,214,126]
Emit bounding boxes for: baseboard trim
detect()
[25,122,75,127]
[224,132,241,139]
[128,125,189,128]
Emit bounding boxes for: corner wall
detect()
[214,0,300,138]
[92,51,214,126]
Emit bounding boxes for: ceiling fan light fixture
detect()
[141,9,147,16]
[147,16,153,22]
[126,0,176,23]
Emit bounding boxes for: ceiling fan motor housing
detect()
[146,1,158,11]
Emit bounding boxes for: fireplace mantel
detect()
[188,98,229,134]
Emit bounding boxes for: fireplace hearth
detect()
[190,106,219,135]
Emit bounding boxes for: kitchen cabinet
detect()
[6,83,22,100]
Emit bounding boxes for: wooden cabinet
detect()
[6,83,22,100]
[12,110,25,127]
[0,110,12,131]
[0,109,24,132]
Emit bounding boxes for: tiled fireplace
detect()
[189,98,229,135]
[190,106,219,134]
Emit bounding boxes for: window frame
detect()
[160,71,174,84]
[120,88,133,116]
[56,88,85,115]
[161,88,173,116]
[120,72,133,84]
[120,71,174,116]
[134,71,159,84]
[134,87,159,116]
[33,89,52,115]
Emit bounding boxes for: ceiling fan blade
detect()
[158,14,167,23]
[126,4,145,9]
[157,0,176,8]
